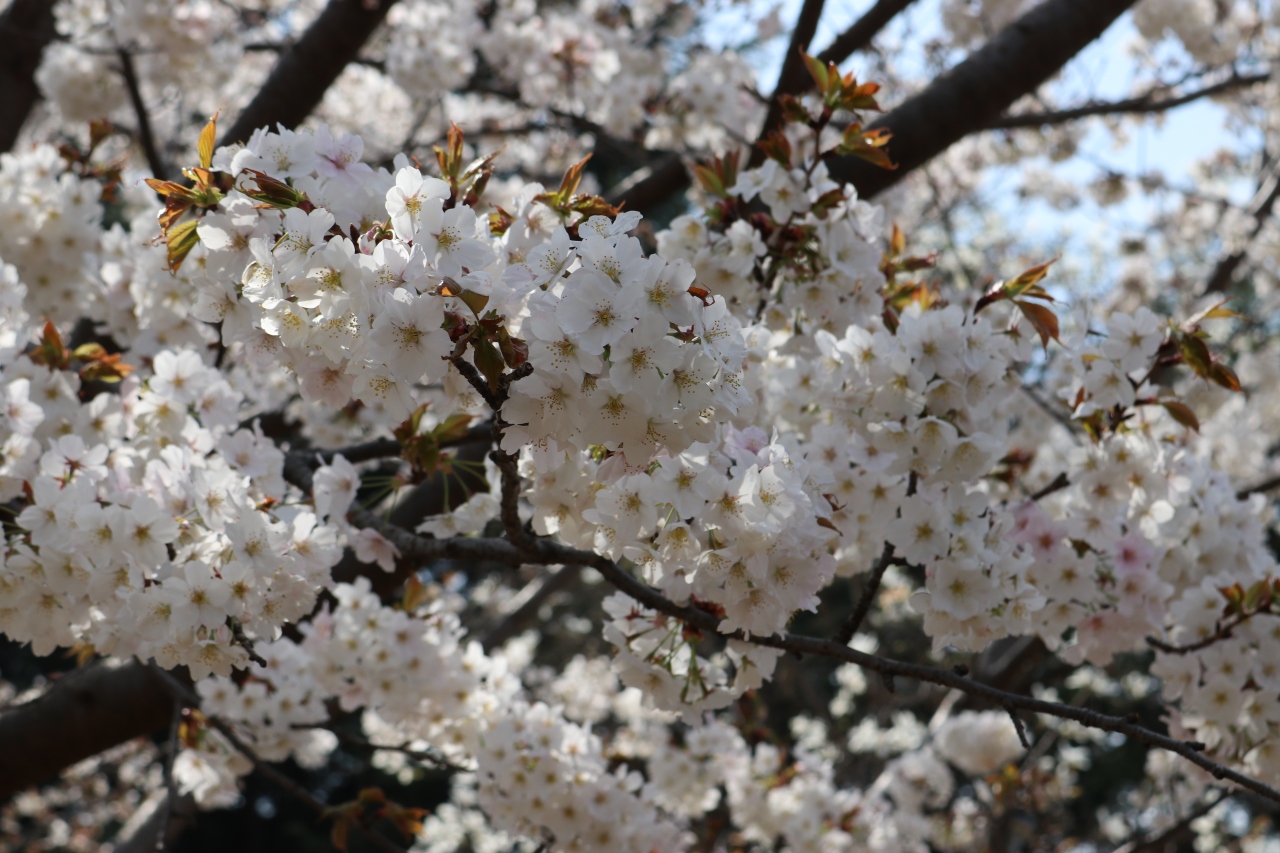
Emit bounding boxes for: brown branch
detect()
[1204,155,1280,295]
[111,792,197,853]
[825,0,1138,196]
[481,564,583,651]
[0,0,59,152]
[291,723,462,771]
[815,0,917,65]
[834,539,899,645]
[575,550,1280,805]
[0,659,177,801]
[749,0,829,166]
[986,71,1269,130]
[612,0,1137,217]
[1030,472,1071,501]
[116,48,167,179]
[283,495,1280,807]
[1111,791,1228,853]
[220,0,400,146]
[1146,611,1266,655]
[1238,473,1280,500]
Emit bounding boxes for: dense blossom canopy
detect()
[4,0,1280,852]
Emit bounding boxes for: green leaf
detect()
[166,219,201,272]
[801,51,829,92]
[1178,332,1213,378]
[432,412,475,444]
[457,289,489,317]
[197,113,217,170]
[1005,260,1056,298]
[472,337,504,391]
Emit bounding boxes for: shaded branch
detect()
[1239,473,1280,499]
[116,48,167,178]
[834,537,899,645]
[749,0,828,165]
[815,0,917,65]
[1204,155,1280,295]
[1030,471,1071,501]
[278,487,1280,807]
[826,0,1139,195]
[0,659,177,801]
[147,666,410,853]
[0,0,59,152]
[481,564,583,651]
[1111,791,1228,853]
[112,792,197,853]
[220,0,400,146]
[987,71,1269,130]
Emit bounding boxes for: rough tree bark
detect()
[219,0,400,146]
[0,0,59,153]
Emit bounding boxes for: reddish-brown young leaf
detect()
[1159,400,1200,432]
[1209,361,1242,393]
[1014,299,1060,348]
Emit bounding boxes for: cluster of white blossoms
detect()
[0,145,105,323]
[188,571,1060,853]
[3,104,1280,851]
[0,316,344,675]
[184,576,688,853]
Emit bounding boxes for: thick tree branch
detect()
[0,659,175,801]
[749,0,828,166]
[613,0,1136,218]
[0,0,59,152]
[987,71,1269,130]
[826,0,1138,195]
[220,0,399,146]
[816,0,916,65]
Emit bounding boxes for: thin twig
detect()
[278,483,1280,807]
[988,71,1269,130]
[1030,472,1071,501]
[1111,791,1228,853]
[1006,705,1031,750]
[834,540,898,645]
[116,48,166,179]
[1146,610,1268,655]
[291,723,463,771]
[226,617,267,668]
[1238,473,1280,500]
[1204,153,1280,295]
